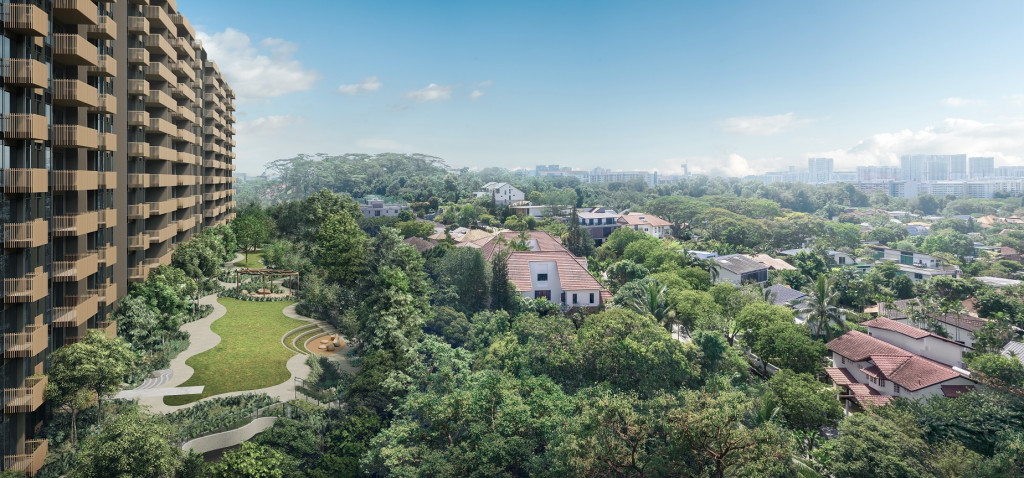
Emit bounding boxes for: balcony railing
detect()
[149,223,176,243]
[128,233,150,250]
[128,173,149,189]
[53,0,98,25]
[0,114,48,142]
[129,265,148,282]
[3,439,47,476]
[177,129,197,144]
[128,141,148,158]
[4,325,47,359]
[51,211,100,237]
[52,253,99,282]
[2,168,48,194]
[98,132,116,152]
[149,198,177,216]
[150,146,177,162]
[149,173,175,187]
[143,6,173,31]
[97,245,116,266]
[52,125,99,149]
[144,33,175,58]
[53,33,98,66]
[128,16,149,34]
[97,208,117,228]
[4,376,47,414]
[87,15,117,41]
[128,78,149,96]
[145,61,176,83]
[93,320,117,339]
[177,216,196,232]
[128,47,150,65]
[3,219,47,249]
[2,4,48,36]
[147,117,176,135]
[1,59,48,88]
[53,79,99,107]
[3,267,46,304]
[177,195,197,209]
[51,170,99,192]
[90,281,117,306]
[145,89,176,109]
[128,111,150,127]
[177,152,197,165]
[98,171,115,189]
[53,295,99,328]
[89,94,117,115]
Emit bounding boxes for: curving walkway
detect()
[181,417,279,454]
[136,369,174,389]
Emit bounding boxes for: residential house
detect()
[617,212,672,239]
[765,284,807,307]
[750,254,797,271]
[510,203,568,219]
[974,276,1022,288]
[714,254,769,285]
[878,299,989,348]
[506,250,611,308]
[881,248,960,282]
[456,231,568,260]
[1001,341,1024,367]
[577,207,622,245]
[688,250,719,260]
[825,328,976,411]
[475,182,525,206]
[359,198,408,218]
[999,246,1021,262]
[402,237,438,253]
[906,222,931,237]
[780,248,856,266]
[862,317,971,368]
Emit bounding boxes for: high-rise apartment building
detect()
[968,157,995,179]
[1,0,235,473]
[901,154,967,181]
[807,157,833,184]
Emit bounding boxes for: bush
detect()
[165,393,278,441]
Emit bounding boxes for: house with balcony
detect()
[617,212,671,239]
[358,198,408,218]
[474,182,525,206]
[577,207,621,245]
[506,250,610,308]
[713,254,769,285]
[880,248,961,282]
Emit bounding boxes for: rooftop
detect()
[751,254,797,271]
[506,250,606,294]
[827,331,967,391]
[714,254,768,275]
[765,284,806,305]
[617,212,671,227]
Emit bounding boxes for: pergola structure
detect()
[234,269,300,296]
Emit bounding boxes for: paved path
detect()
[135,369,173,389]
[181,417,279,454]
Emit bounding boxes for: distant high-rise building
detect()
[857,166,902,182]
[808,157,834,183]
[969,157,995,179]
[901,154,966,181]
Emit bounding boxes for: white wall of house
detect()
[832,353,973,400]
[716,268,743,286]
[478,184,525,206]
[629,224,669,239]
[865,327,969,367]
[884,249,941,268]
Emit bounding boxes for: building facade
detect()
[1,0,235,472]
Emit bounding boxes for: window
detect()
[841,357,846,364]
[537,273,548,281]
[572,294,578,304]
[590,293,595,303]
[894,384,901,394]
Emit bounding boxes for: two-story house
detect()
[577,207,621,245]
[617,212,672,239]
[475,182,525,206]
[360,198,408,218]
[881,248,961,282]
[507,250,611,308]
[713,254,769,285]
[878,299,989,347]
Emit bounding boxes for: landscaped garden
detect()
[164,297,304,406]
[233,251,264,268]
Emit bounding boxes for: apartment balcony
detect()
[145,89,176,109]
[177,152,197,165]
[128,142,148,159]
[128,265,148,282]
[128,113,149,130]
[4,325,47,359]
[52,211,100,237]
[173,106,196,123]
[96,169,115,189]
[149,173,175,187]
[95,245,117,266]
[4,376,47,414]
[128,47,150,65]
[97,208,116,228]
[90,281,117,306]
[128,232,150,249]
[150,146,177,162]
[173,82,197,101]
[88,94,117,115]
[145,61,176,83]
[128,79,149,96]
[52,125,99,149]
[177,195,197,209]
[98,132,116,152]
[53,0,98,25]
[87,15,117,40]
[52,170,99,192]
[128,204,150,221]
[86,54,116,77]
[146,117,176,136]
[144,33,175,58]
[1,59,48,88]
[53,294,99,328]
[3,219,47,249]
[128,173,149,188]
[145,252,172,269]
[52,253,99,282]
[149,198,177,216]
[176,129,196,144]
[3,267,46,304]
[177,216,196,232]
[149,222,176,243]
[143,6,174,31]
[0,114,48,142]
[128,15,149,34]
[2,168,48,194]
[176,175,197,187]
[129,0,150,5]
[2,4,48,36]
[53,33,98,66]
[53,79,99,108]
[93,320,117,339]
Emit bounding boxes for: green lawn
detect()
[233,251,263,268]
[164,298,304,406]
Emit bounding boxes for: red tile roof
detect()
[618,212,671,227]
[827,330,907,361]
[846,383,892,406]
[457,231,568,260]
[878,299,990,331]
[506,250,607,296]
[825,367,858,386]
[828,331,969,391]
[862,317,931,339]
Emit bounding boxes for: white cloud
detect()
[941,97,983,107]
[338,77,382,95]
[405,83,455,102]
[469,90,485,100]
[197,28,318,102]
[718,113,812,136]
[810,118,1024,170]
[356,139,414,151]
[1006,94,1024,106]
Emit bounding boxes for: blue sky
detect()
[180,0,1024,176]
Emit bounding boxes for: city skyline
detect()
[178,0,1024,176]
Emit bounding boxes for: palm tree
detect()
[799,276,846,341]
[703,258,720,284]
[621,279,677,333]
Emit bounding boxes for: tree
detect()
[232,204,274,265]
[357,227,430,352]
[436,247,489,315]
[606,260,650,291]
[212,442,303,478]
[615,278,677,333]
[315,209,368,288]
[819,410,933,478]
[734,302,795,348]
[966,353,1024,387]
[564,207,595,257]
[69,410,181,478]
[112,295,162,351]
[766,370,843,452]
[46,331,135,444]
[490,251,517,312]
[132,265,197,325]
[799,275,846,340]
[753,323,826,375]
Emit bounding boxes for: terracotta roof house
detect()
[750,254,797,271]
[402,237,438,253]
[826,329,975,411]
[456,231,568,261]
[506,250,610,308]
[878,299,989,347]
[617,212,672,239]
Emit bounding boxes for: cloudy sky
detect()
[181,0,1024,177]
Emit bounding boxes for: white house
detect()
[359,199,407,218]
[617,212,672,239]
[713,254,769,285]
[880,299,988,347]
[475,182,525,206]
[862,317,971,368]
[506,250,610,308]
[826,329,976,411]
[883,248,942,268]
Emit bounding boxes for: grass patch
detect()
[294,329,326,353]
[233,252,263,268]
[164,298,304,406]
[283,325,319,354]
